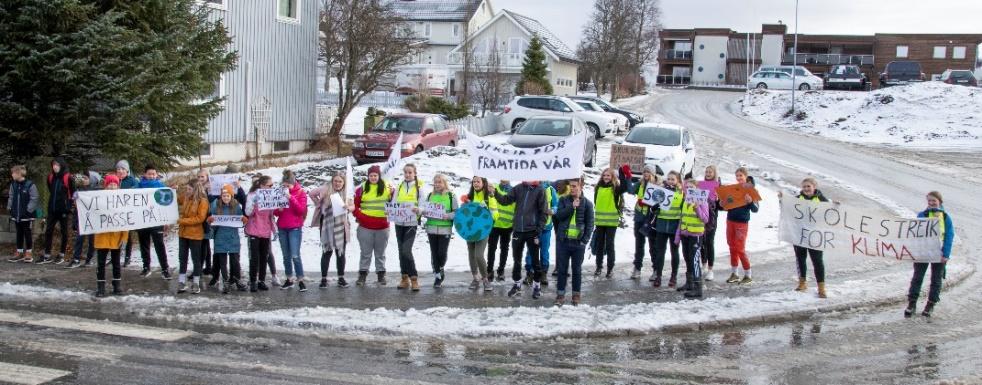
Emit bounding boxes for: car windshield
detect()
[576,102,596,111]
[374,117,423,133]
[889,62,920,72]
[517,119,573,136]
[950,71,973,79]
[626,127,680,146]
[833,66,859,75]
[567,101,585,112]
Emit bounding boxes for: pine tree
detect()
[516,35,553,95]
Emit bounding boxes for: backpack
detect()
[47,173,73,201]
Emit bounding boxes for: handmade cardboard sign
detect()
[716,183,762,210]
[454,202,494,242]
[685,188,710,205]
[609,144,645,172]
[641,185,674,210]
[211,215,244,228]
[75,188,179,235]
[384,202,416,223]
[422,202,449,219]
[254,188,290,210]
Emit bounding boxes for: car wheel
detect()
[511,119,525,133]
[448,140,456,147]
[414,145,424,154]
[756,83,768,89]
[587,123,601,139]
[799,83,811,91]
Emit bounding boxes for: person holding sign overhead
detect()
[310,173,353,289]
[423,174,457,288]
[208,184,248,294]
[721,167,759,285]
[628,164,661,280]
[92,174,128,297]
[245,175,277,292]
[592,165,632,279]
[778,178,830,298]
[275,169,309,292]
[353,165,393,286]
[905,191,955,318]
[392,164,423,292]
[553,177,595,307]
[651,171,684,288]
[176,178,210,294]
[460,176,498,292]
[676,178,710,298]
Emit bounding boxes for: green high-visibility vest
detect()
[494,184,514,229]
[594,186,620,228]
[680,203,704,234]
[657,190,683,220]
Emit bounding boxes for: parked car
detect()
[758,65,824,89]
[507,116,597,167]
[573,100,629,133]
[879,61,926,87]
[940,69,978,87]
[351,113,457,165]
[824,64,868,90]
[617,123,695,179]
[748,71,823,90]
[568,95,645,128]
[500,95,618,139]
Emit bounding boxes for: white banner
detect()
[381,132,403,178]
[208,174,240,196]
[211,215,244,228]
[385,202,416,223]
[254,188,289,210]
[467,129,585,181]
[422,202,449,219]
[75,188,179,235]
[641,184,675,210]
[779,198,942,263]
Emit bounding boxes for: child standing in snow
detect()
[461,176,497,292]
[392,164,423,291]
[353,165,393,286]
[311,173,352,288]
[676,179,710,299]
[176,179,210,294]
[553,177,594,306]
[627,164,661,280]
[722,167,758,285]
[245,175,277,292]
[423,174,456,288]
[275,169,308,292]
[779,178,830,298]
[700,166,722,281]
[92,175,128,297]
[7,165,39,263]
[41,157,74,264]
[208,184,248,293]
[591,165,631,279]
[652,171,683,288]
[905,191,954,318]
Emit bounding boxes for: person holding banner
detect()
[275,169,309,292]
[905,191,955,318]
[553,177,595,307]
[66,172,99,268]
[176,179,210,294]
[487,180,514,282]
[423,174,457,288]
[461,176,497,292]
[778,178,830,298]
[651,171,684,288]
[700,166,722,281]
[115,160,139,267]
[92,175,128,297]
[245,175,277,292]
[311,173,353,289]
[392,164,423,292]
[628,164,661,280]
[353,165,393,286]
[208,185,248,294]
[676,179,710,298]
[722,167,758,285]
[493,180,547,299]
[137,164,172,279]
[592,165,632,279]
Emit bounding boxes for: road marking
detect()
[0,361,72,385]
[0,310,194,342]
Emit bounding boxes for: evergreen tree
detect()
[0,0,236,170]
[516,35,552,95]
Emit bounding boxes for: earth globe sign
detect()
[154,188,175,206]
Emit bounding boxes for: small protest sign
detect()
[384,202,416,223]
[609,144,645,172]
[697,180,720,201]
[685,188,710,205]
[454,202,494,242]
[75,188,179,235]
[208,174,241,196]
[641,185,674,210]
[716,183,762,211]
[254,188,290,210]
[211,215,244,228]
[422,202,448,219]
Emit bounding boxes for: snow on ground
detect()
[740,82,982,149]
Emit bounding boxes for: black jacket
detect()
[494,182,547,234]
[46,157,74,215]
[8,179,39,222]
[554,195,595,245]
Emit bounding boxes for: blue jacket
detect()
[210,200,243,254]
[138,177,165,189]
[918,206,955,259]
[120,176,140,189]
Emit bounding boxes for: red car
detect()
[351,113,459,165]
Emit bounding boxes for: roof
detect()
[388,0,484,22]
[502,10,579,63]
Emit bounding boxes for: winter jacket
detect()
[94,229,128,250]
[210,200,243,254]
[702,178,721,233]
[8,179,39,222]
[918,206,955,259]
[138,177,165,189]
[654,184,683,234]
[310,185,352,251]
[120,176,140,190]
[675,202,710,243]
[353,182,393,230]
[46,158,74,215]
[493,182,547,234]
[593,166,632,213]
[720,176,758,223]
[797,190,829,203]
[628,178,658,225]
[245,191,277,239]
[275,182,308,230]
[554,195,595,245]
[177,194,209,240]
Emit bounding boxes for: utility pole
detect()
[791,0,799,113]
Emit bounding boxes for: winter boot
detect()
[571,292,581,306]
[540,275,549,287]
[337,277,349,288]
[921,301,936,317]
[795,278,807,292]
[111,280,122,295]
[817,282,827,299]
[397,274,410,290]
[684,281,703,299]
[496,269,505,281]
[410,276,421,292]
[523,274,533,286]
[725,272,740,283]
[376,272,387,286]
[356,271,368,286]
[739,275,753,285]
[95,281,107,298]
[8,251,24,263]
[249,281,258,293]
[554,294,566,307]
[605,268,614,279]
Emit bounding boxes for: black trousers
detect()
[632,223,656,271]
[908,262,946,304]
[248,237,271,283]
[201,240,212,273]
[701,226,717,268]
[212,252,240,283]
[793,246,825,282]
[124,232,134,260]
[394,225,418,276]
[138,227,169,270]
[511,231,541,282]
[487,227,512,274]
[681,235,703,284]
[178,238,203,278]
[428,234,450,274]
[43,212,69,256]
[321,249,346,278]
[96,249,121,282]
[652,231,680,278]
[593,226,617,271]
[15,221,33,250]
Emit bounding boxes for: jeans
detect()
[556,240,586,294]
[138,227,169,270]
[652,231,680,279]
[72,233,95,263]
[357,226,388,273]
[467,239,489,278]
[680,235,703,285]
[15,221,33,251]
[487,227,512,274]
[394,225,418,276]
[908,262,946,304]
[278,228,304,279]
[794,246,825,282]
[702,226,717,268]
[248,236,271,283]
[321,249,346,278]
[632,222,656,271]
[593,226,617,272]
[526,228,552,272]
[96,249,122,282]
[428,234,450,275]
[178,238,203,278]
[43,212,69,256]
[512,231,541,282]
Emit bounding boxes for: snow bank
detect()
[740,82,982,149]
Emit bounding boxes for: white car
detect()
[748,71,824,91]
[617,123,696,179]
[755,65,824,90]
[501,95,618,139]
[574,100,629,134]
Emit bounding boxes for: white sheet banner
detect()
[208,174,240,196]
[779,198,942,263]
[211,215,244,228]
[254,188,289,210]
[75,188,179,235]
[467,129,585,181]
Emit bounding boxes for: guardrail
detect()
[659,50,693,60]
[656,75,691,85]
[783,53,875,66]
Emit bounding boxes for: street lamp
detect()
[791,0,799,113]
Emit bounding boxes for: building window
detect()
[272,141,290,152]
[896,45,908,58]
[933,46,946,59]
[200,143,212,157]
[195,74,225,105]
[277,0,299,22]
[420,22,431,38]
[453,24,461,38]
[953,46,967,59]
[509,38,526,55]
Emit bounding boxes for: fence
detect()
[317,91,408,108]
[450,114,502,137]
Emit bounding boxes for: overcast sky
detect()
[493,0,982,50]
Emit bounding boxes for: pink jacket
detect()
[275,182,308,230]
[675,202,710,243]
[245,191,276,239]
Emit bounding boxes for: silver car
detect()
[507,116,597,167]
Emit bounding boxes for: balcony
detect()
[660,50,693,60]
[782,53,875,66]
[656,75,691,86]
[448,52,524,69]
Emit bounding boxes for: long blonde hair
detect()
[597,167,620,189]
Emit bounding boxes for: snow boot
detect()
[337,277,349,288]
[571,292,581,306]
[397,274,410,290]
[795,278,807,292]
[921,301,936,317]
[523,274,533,286]
[377,272,387,286]
[95,281,107,298]
[356,271,368,286]
[540,275,549,287]
[817,282,827,299]
[111,280,122,295]
[684,281,703,299]
[410,276,420,292]
[554,294,566,307]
